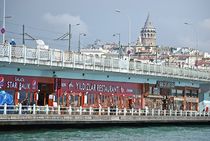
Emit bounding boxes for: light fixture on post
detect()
[1,0,12,43]
[115,9,131,49]
[78,33,86,53]
[113,33,122,58]
[69,23,80,52]
[184,22,199,67]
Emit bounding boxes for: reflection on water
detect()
[0,126,210,141]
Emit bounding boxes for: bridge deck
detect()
[1,44,210,82]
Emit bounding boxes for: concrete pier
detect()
[1,114,210,127]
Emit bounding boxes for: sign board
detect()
[1,28,5,34]
[157,81,175,88]
[61,78,142,95]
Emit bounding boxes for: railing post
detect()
[131,108,134,116]
[73,53,75,69]
[9,45,12,63]
[33,104,36,115]
[19,103,22,115]
[185,111,188,116]
[134,60,136,74]
[199,111,201,117]
[4,103,7,115]
[180,110,183,116]
[138,108,141,116]
[24,45,27,64]
[152,109,154,116]
[164,110,166,116]
[83,55,86,70]
[99,106,101,115]
[50,49,53,66]
[116,107,118,116]
[124,108,127,116]
[93,55,95,70]
[62,50,64,68]
[145,109,148,116]
[58,105,61,115]
[80,106,82,115]
[46,105,49,115]
[108,107,110,116]
[89,107,92,115]
[158,109,160,116]
[102,57,105,71]
[37,48,40,65]
[169,110,172,116]
[69,106,72,115]
[175,110,177,116]
[190,111,192,117]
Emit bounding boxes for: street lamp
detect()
[2,0,6,43]
[69,23,80,52]
[113,33,120,48]
[184,22,199,67]
[184,22,198,49]
[78,33,86,53]
[1,0,11,43]
[115,9,131,48]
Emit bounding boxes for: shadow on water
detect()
[1,122,210,132]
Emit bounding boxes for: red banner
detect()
[0,75,38,92]
[61,79,142,95]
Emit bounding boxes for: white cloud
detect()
[200,18,210,30]
[43,13,88,34]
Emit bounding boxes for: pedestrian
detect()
[10,38,16,46]
[205,106,209,113]
[4,40,8,47]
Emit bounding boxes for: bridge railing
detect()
[0,44,210,81]
[0,104,210,117]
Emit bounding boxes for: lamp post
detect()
[113,33,122,58]
[78,33,86,53]
[115,9,131,48]
[184,23,198,49]
[69,23,80,52]
[184,22,198,67]
[2,0,5,43]
[113,33,120,48]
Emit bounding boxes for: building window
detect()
[177,89,183,96]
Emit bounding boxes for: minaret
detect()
[141,13,156,48]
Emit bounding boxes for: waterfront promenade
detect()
[1,104,210,127]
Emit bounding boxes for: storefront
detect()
[0,74,145,109]
[0,74,54,106]
[146,81,199,111]
[58,79,144,109]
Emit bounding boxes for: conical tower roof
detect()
[143,13,154,29]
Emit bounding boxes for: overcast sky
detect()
[1,0,210,52]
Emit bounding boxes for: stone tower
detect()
[141,13,156,47]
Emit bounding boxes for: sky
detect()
[0,0,210,52]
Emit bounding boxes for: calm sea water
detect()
[0,126,210,141]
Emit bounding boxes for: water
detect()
[0,126,210,141]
